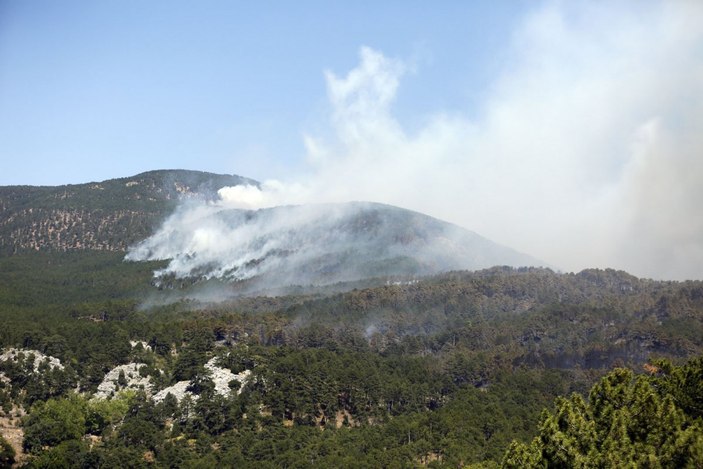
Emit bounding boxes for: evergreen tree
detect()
[501,361,703,468]
[0,436,15,469]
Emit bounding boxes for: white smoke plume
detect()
[216,180,307,210]
[296,2,703,280]
[129,1,703,281]
[125,198,543,290]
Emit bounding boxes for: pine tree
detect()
[500,359,703,468]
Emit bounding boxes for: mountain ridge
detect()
[126,200,547,290]
[0,170,255,254]
[1,170,547,287]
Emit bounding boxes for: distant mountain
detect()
[0,170,255,254]
[1,170,547,289]
[126,201,547,290]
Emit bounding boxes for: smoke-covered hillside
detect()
[126,201,546,291]
[1,170,544,292]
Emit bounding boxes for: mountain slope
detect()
[0,170,255,254]
[2,170,546,291]
[127,201,547,290]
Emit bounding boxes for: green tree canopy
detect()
[502,361,703,468]
[22,393,87,454]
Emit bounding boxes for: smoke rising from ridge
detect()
[293,2,703,280]
[126,200,545,290]
[130,1,703,281]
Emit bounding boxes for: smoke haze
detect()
[125,201,545,290]
[130,1,703,281]
[295,1,703,280]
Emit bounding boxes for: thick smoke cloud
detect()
[130,1,703,281]
[294,1,703,280]
[125,198,544,290]
[126,201,343,283]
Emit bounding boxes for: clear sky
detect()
[2,1,703,280]
[0,1,528,185]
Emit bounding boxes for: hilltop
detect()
[0,170,255,254]
[127,201,546,292]
[1,171,546,293]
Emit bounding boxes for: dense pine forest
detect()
[1,249,702,467]
[1,172,702,467]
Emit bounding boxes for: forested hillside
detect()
[1,250,702,467]
[1,171,702,467]
[0,170,255,254]
[1,171,545,290]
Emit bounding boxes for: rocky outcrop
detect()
[152,357,250,404]
[0,348,64,372]
[204,357,251,398]
[129,340,152,352]
[153,381,192,404]
[94,363,153,399]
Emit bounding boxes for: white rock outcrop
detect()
[0,348,64,371]
[153,380,192,403]
[94,363,153,399]
[152,357,250,404]
[205,357,250,398]
[129,340,152,352]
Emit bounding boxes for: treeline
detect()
[0,251,164,308]
[2,260,703,406]
[5,346,580,467]
[2,254,703,466]
[6,355,701,467]
[498,357,703,468]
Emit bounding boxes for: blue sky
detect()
[0,1,528,185]
[2,1,703,279]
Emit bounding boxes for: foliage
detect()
[0,247,702,466]
[0,435,14,469]
[85,391,133,435]
[22,394,87,453]
[501,359,703,468]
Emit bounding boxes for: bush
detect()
[0,435,15,469]
[22,394,86,453]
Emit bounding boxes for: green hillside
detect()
[1,255,702,466]
[0,170,255,255]
[0,171,701,467]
